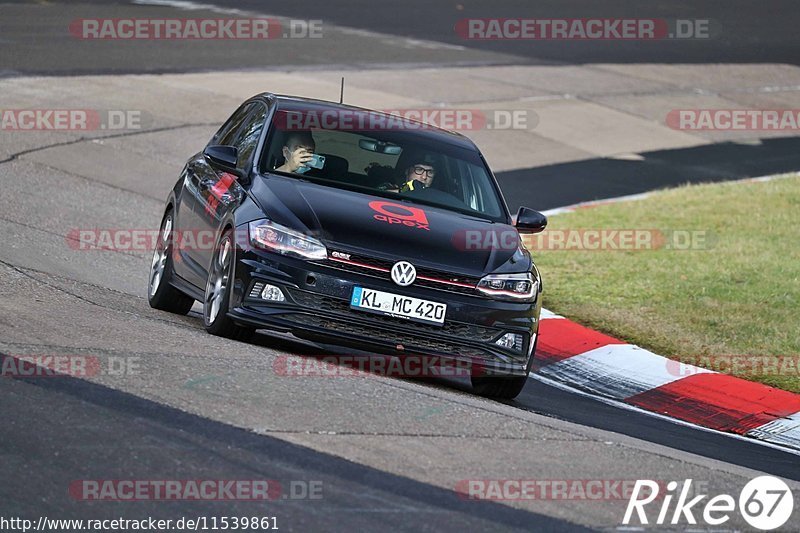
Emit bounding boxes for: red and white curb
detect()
[532,314,800,452]
[530,172,800,453]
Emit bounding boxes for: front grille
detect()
[285,313,505,361]
[320,251,482,296]
[249,282,265,298]
[288,288,503,342]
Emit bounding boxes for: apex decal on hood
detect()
[369,200,430,231]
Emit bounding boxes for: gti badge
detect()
[391,261,416,286]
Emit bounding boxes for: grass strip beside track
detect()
[529,175,800,393]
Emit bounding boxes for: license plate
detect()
[350,286,446,326]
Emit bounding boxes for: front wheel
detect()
[471,338,537,400]
[203,230,253,341]
[471,374,529,400]
[148,209,195,315]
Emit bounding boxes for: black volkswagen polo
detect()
[148,94,547,399]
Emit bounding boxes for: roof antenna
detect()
[339,77,345,104]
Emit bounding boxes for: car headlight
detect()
[248,219,327,260]
[477,272,538,300]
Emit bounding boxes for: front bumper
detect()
[228,243,541,377]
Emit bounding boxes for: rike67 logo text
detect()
[623,476,794,530]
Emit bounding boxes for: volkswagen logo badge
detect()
[391,261,416,286]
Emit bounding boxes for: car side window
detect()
[211,102,268,170]
[234,103,267,169]
[211,104,252,147]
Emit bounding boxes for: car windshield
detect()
[259,106,508,222]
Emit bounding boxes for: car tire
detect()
[148,209,195,315]
[203,229,254,341]
[471,375,528,400]
[471,337,537,400]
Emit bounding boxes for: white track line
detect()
[540,171,798,217]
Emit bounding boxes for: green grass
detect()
[527,175,800,393]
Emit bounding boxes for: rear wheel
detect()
[148,209,195,314]
[203,230,254,341]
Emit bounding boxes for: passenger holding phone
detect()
[277,132,318,174]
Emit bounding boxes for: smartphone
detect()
[306,153,326,170]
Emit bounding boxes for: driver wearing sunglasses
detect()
[400,163,435,192]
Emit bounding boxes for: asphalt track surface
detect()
[3,0,800,75]
[209,0,800,65]
[2,1,800,531]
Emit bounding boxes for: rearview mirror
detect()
[515,207,547,234]
[204,145,238,169]
[358,139,402,155]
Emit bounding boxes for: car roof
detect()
[250,93,480,150]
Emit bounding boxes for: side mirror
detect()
[204,145,238,170]
[515,207,547,234]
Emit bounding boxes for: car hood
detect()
[250,175,527,276]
